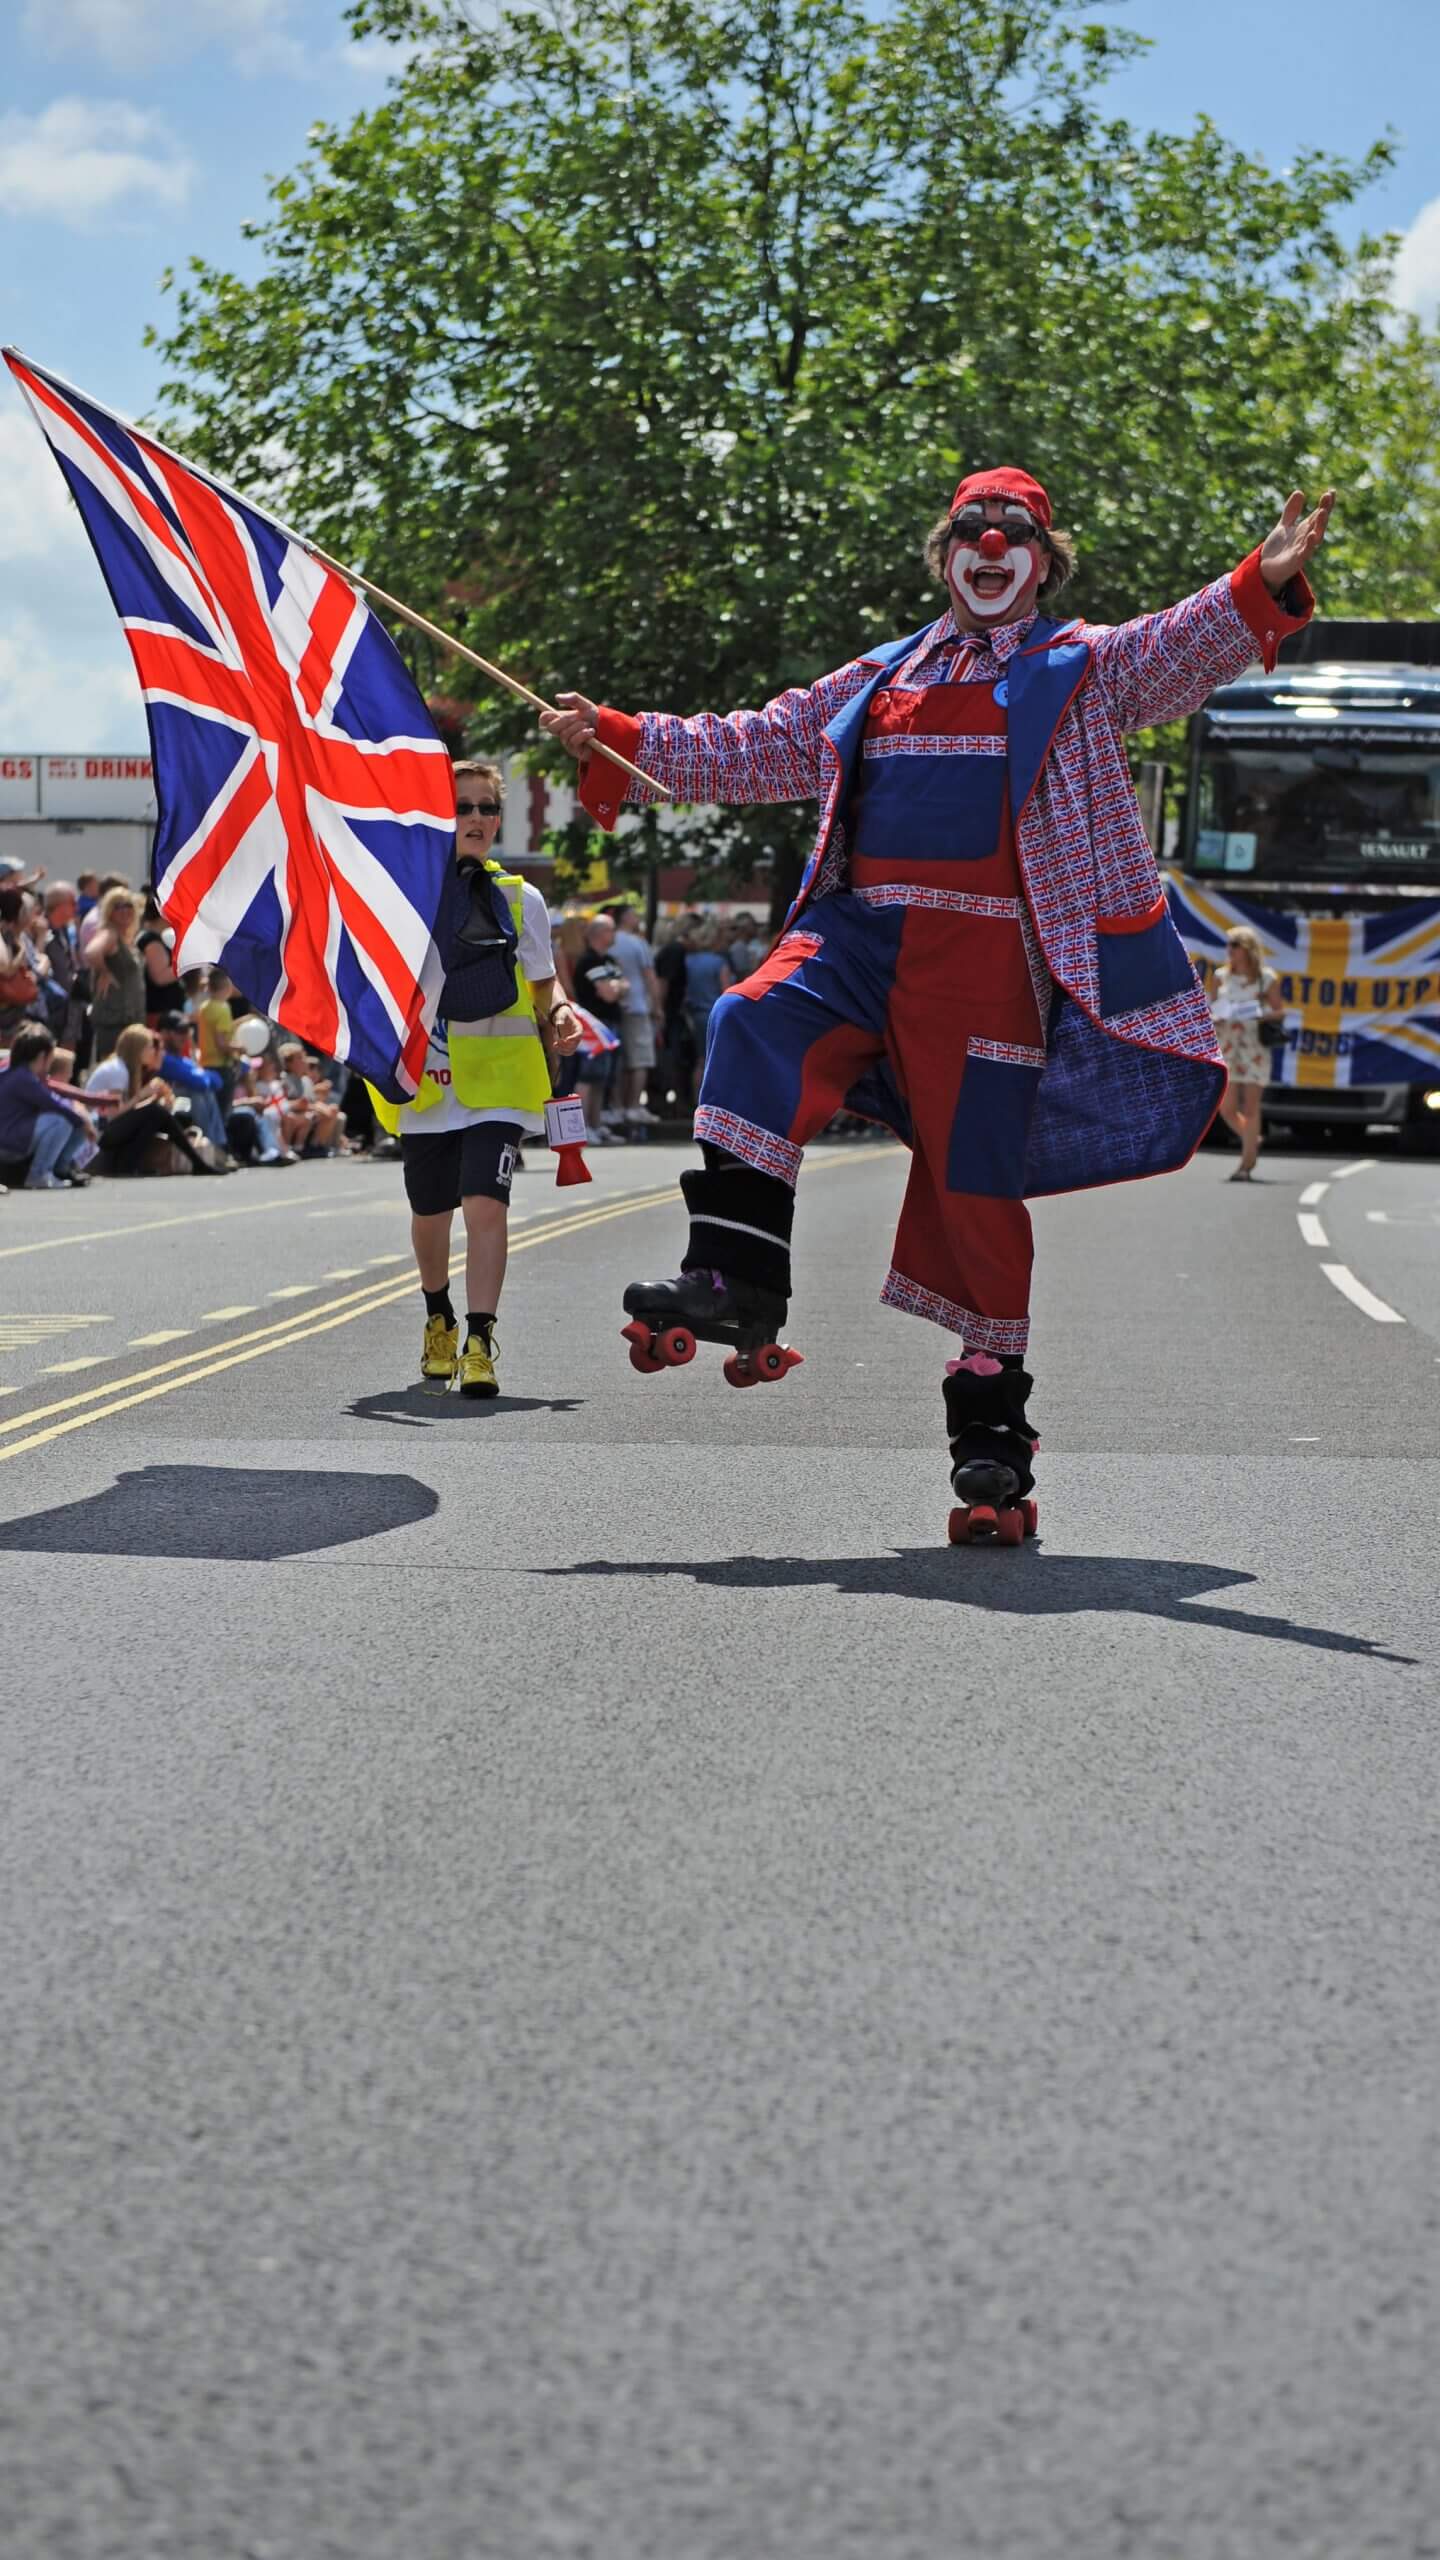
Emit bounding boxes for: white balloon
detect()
[233,1015,271,1056]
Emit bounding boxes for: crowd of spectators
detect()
[548,902,772,1141]
[0,857,379,1196]
[2,851,786,1191]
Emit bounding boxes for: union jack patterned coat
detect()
[581,547,1313,1192]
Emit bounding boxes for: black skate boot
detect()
[943,1353,1039,1547]
[621,1156,803,1387]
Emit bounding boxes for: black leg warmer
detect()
[679,1160,796,1297]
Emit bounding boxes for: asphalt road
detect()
[2,1134,1437,2560]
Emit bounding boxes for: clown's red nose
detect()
[977,527,1008,562]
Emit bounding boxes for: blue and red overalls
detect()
[692,639,1049,1355]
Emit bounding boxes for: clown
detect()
[540,470,1332,1537]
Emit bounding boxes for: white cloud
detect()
[0,609,144,751]
[0,99,193,227]
[0,413,147,750]
[19,0,297,72]
[1393,196,1440,331]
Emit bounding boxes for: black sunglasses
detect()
[949,512,1042,547]
[455,798,502,818]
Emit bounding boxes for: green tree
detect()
[150,0,1440,913]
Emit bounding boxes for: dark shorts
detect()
[401,1120,522,1216]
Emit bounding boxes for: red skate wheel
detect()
[1020,1498,1039,1537]
[753,1342,792,1381]
[996,1509,1025,1547]
[657,1326,696,1367]
[722,1353,756,1388]
[947,1506,973,1545]
[621,1320,664,1375]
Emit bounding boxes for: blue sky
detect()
[2,0,1439,752]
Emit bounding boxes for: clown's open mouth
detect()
[969,567,1013,598]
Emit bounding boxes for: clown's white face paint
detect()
[947,533,1043,628]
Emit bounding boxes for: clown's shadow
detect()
[535,1548,1416,1665]
[347,1384,586,1429]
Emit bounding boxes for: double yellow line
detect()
[0,1145,898,1469]
[0,1182,678,1467]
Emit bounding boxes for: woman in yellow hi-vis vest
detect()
[369,760,581,1397]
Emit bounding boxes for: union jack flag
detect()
[1166,871,1440,1089]
[570,1002,621,1056]
[4,348,455,1101]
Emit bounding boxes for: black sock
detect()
[423,1287,455,1324]
[466,1311,495,1344]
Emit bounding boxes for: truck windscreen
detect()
[1192,731,1440,885]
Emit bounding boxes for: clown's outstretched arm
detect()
[540,658,876,831]
[1085,487,1335,735]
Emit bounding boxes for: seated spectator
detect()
[276,1042,344,1154]
[249,1049,319,1157]
[0,1021,96,1189]
[85,1023,225,1177]
[43,1047,93,1109]
[155,1013,243,1162]
[1,891,43,1048]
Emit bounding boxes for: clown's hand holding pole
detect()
[541,695,600,757]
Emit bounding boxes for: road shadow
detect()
[347,1384,585,1429]
[0,1464,438,1561]
[536,1549,1418,1665]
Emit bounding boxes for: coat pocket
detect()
[1095,900,1196,1019]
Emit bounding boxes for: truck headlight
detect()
[1424,1090,1440,1113]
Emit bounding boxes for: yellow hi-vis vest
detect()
[367,863,552,1134]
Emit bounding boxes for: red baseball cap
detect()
[949,467,1052,530]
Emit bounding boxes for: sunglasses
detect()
[455,798,502,818]
[949,512,1042,549]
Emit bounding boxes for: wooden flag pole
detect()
[306,544,671,802]
[4,343,668,803]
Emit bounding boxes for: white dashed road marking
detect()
[1320,1264,1405,1323]
[1299,1181,1330,1207]
[201,1305,258,1322]
[41,1356,108,1375]
[129,1329,193,1346]
[1330,1158,1377,1179]
[1297,1213,1329,1248]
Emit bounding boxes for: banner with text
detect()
[1164,872,1440,1089]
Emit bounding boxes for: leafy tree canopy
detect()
[149,0,1440,904]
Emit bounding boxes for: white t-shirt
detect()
[85,1055,132,1097]
[398,878,554,1137]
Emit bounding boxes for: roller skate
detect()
[943,1353,1038,1548]
[621,1268,803,1389]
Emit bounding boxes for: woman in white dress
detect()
[1209,926,1285,1181]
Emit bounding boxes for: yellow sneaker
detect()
[421,1313,459,1381]
[458,1328,498,1399]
